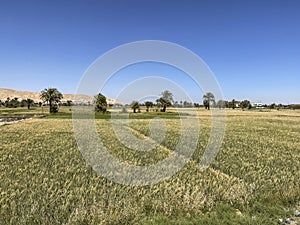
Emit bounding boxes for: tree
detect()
[194,103,200,108]
[240,100,251,110]
[216,100,226,109]
[156,90,174,112]
[203,92,215,110]
[4,97,10,107]
[94,93,107,113]
[231,99,237,109]
[174,101,179,107]
[131,101,140,113]
[25,98,34,110]
[5,97,20,108]
[145,101,153,112]
[40,88,63,113]
[20,99,27,107]
[269,103,276,109]
[66,100,72,107]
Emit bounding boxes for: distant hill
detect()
[0,88,121,105]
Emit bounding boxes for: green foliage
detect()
[240,100,252,109]
[156,90,174,112]
[25,98,34,110]
[290,104,300,109]
[40,88,63,113]
[140,203,291,225]
[203,92,215,110]
[203,99,209,109]
[66,100,72,107]
[131,100,140,113]
[5,98,35,109]
[94,93,107,113]
[4,97,20,108]
[145,101,154,112]
[229,99,237,109]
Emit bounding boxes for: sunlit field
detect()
[0,107,299,224]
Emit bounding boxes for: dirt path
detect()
[0,116,32,126]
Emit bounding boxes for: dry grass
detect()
[0,109,299,224]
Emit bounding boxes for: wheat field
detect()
[0,108,299,224]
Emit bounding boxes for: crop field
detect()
[0,107,299,224]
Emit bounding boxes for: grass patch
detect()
[140,202,293,225]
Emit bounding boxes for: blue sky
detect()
[0,0,299,104]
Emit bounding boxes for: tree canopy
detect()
[157,90,174,112]
[25,98,34,110]
[240,100,252,109]
[131,101,140,113]
[145,101,154,112]
[94,93,107,113]
[203,92,215,110]
[40,88,63,113]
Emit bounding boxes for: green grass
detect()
[0,108,299,224]
[140,202,292,225]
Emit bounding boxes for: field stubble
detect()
[0,109,299,224]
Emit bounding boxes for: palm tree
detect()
[203,92,215,110]
[40,88,63,113]
[25,98,34,110]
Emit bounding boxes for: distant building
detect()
[251,102,264,108]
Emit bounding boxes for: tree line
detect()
[0,97,37,109]
[94,90,174,114]
[0,88,298,113]
[201,92,298,110]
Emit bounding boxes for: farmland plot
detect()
[0,109,299,224]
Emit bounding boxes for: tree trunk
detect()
[49,100,52,113]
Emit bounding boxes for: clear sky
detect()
[0,0,299,104]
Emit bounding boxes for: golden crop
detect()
[0,109,299,224]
